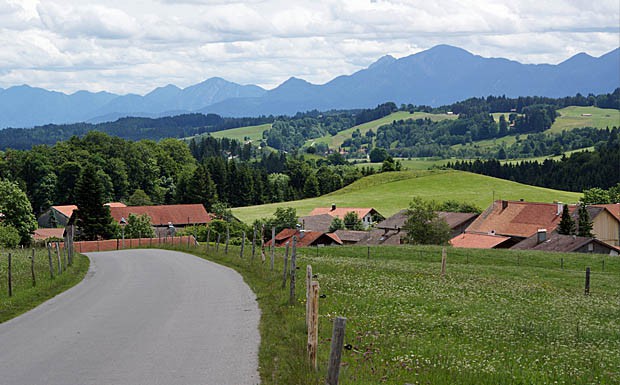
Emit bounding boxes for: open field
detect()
[231,170,581,223]
[209,123,272,142]
[174,242,620,384]
[0,248,89,323]
[549,106,620,133]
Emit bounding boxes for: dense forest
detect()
[0,133,363,217]
[449,128,620,192]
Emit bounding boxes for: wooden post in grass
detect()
[206,229,211,252]
[602,259,605,272]
[260,224,266,263]
[585,267,590,295]
[308,281,320,370]
[31,248,36,287]
[57,241,64,272]
[282,242,289,289]
[225,226,230,254]
[8,253,13,297]
[327,317,347,385]
[216,233,221,252]
[251,226,256,261]
[62,243,67,270]
[289,236,297,305]
[440,247,447,278]
[55,242,61,275]
[240,231,246,258]
[306,265,313,326]
[367,246,370,259]
[47,242,54,279]
[561,258,564,269]
[270,227,276,271]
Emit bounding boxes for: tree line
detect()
[449,128,620,192]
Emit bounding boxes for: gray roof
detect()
[299,214,334,233]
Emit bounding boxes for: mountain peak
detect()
[369,55,396,69]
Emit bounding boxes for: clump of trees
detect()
[403,197,451,245]
[0,179,37,245]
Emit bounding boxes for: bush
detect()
[0,224,21,248]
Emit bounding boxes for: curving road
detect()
[0,249,260,385]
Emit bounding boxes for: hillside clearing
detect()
[209,123,272,142]
[231,170,580,222]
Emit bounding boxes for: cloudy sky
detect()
[1,0,618,95]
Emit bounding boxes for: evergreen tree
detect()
[557,204,576,235]
[75,164,115,241]
[186,164,218,210]
[577,203,593,237]
[328,217,345,233]
[343,211,364,230]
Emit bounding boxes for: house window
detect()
[588,243,594,252]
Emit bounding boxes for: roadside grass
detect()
[170,242,620,384]
[231,170,581,223]
[0,248,89,323]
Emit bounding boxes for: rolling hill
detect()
[231,170,581,223]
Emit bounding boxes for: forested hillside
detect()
[450,128,620,191]
[0,133,364,216]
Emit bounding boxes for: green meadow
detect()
[175,242,620,385]
[231,170,581,223]
[209,123,272,142]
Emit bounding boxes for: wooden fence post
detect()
[8,253,13,297]
[282,242,289,289]
[270,227,276,271]
[585,267,590,295]
[561,257,564,269]
[306,265,313,326]
[289,236,297,305]
[56,242,62,274]
[260,224,266,263]
[216,233,221,252]
[240,231,246,258]
[62,243,67,270]
[251,226,256,261]
[47,242,54,279]
[440,247,447,278]
[206,229,211,252]
[225,226,230,254]
[308,281,320,370]
[31,248,36,287]
[326,317,347,385]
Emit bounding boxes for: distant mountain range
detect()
[1,44,618,128]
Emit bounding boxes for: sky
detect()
[1,0,618,95]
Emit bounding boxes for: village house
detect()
[38,202,126,228]
[308,205,383,229]
[108,204,213,237]
[265,229,342,247]
[511,229,619,255]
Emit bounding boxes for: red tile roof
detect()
[450,232,512,249]
[267,229,342,247]
[465,200,577,239]
[52,202,126,219]
[592,203,620,222]
[309,207,378,219]
[109,204,212,226]
[33,228,65,240]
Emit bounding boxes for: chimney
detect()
[331,203,336,211]
[556,202,563,216]
[537,229,547,244]
[501,200,508,210]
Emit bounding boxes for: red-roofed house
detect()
[109,204,212,236]
[33,228,66,241]
[308,205,383,229]
[266,229,342,247]
[450,232,516,249]
[38,203,127,228]
[465,200,578,241]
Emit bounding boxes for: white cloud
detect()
[0,0,617,94]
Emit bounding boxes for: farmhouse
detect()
[265,229,342,247]
[450,232,516,249]
[511,230,620,255]
[109,204,212,237]
[38,202,126,228]
[309,205,383,229]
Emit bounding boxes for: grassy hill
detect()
[548,106,620,133]
[208,123,272,142]
[231,170,580,222]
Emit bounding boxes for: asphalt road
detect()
[0,249,261,385]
